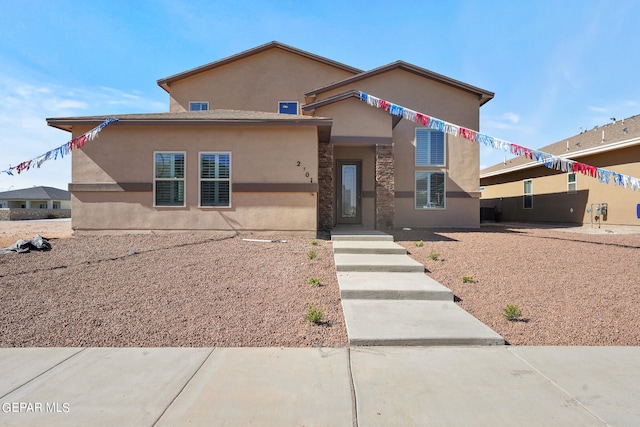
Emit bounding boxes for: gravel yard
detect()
[0,228,346,347]
[1,220,639,347]
[394,225,640,346]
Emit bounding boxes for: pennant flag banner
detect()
[358,91,640,191]
[3,117,119,176]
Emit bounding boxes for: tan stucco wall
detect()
[70,124,319,234]
[317,68,481,130]
[480,145,640,225]
[334,145,376,229]
[314,69,482,229]
[166,48,356,113]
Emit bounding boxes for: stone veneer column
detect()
[317,142,334,231]
[375,144,394,230]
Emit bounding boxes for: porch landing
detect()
[331,230,504,346]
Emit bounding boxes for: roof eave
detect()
[480,136,640,178]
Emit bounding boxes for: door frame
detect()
[336,160,362,225]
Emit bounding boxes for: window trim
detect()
[189,101,209,111]
[567,173,577,194]
[415,128,446,167]
[199,151,232,208]
[278,101,299,115]
[415,170,446,210]
[153,151,186,208]
[523,179,533,209]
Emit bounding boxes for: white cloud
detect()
[502,112,520,124]
[0,74,165,191]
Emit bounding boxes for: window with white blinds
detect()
[416,129,445,166]
[200,152,231,207]
[154,152,185,206]
[415,171,445,209]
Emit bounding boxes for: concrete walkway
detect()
[1,346,639,426]
[332,229,504,346]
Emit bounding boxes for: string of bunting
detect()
[3,117,119,176]
[358,91,640,191]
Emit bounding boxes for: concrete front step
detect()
[332,240,407,255]
[334,254,424,272]
[330,230,394,242]
[342,300,505,346]
[337,272,453,301]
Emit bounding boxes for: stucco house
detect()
[47,41,494,236]
[0,186,71,220]
[480,115,640,226]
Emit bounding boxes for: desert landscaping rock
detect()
[0,230,347,347]
[1,220,639,347]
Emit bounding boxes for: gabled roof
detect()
[305,61,495,106]
[47,110,332,132]
[0,186,70,201]
[481,114,640,178]
[156,41,363,93]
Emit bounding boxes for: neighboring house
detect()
[480,116,640,226]
[0,186,71,220]
[47,41,494,236]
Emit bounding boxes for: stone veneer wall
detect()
[375,144,395,229]
[317,142,334,231]
[0,208,71,221]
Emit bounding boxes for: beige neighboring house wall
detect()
[48,41,494,235]
[481,117,640,226]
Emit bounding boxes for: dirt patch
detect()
[0,230,347,347]
[0,219,72,248]
[394,225,640,346]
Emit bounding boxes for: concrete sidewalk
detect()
[1,346,639,426]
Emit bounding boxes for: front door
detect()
[336,160,362,224]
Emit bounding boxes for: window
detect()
[154,152,185,206]
[53,202,60,209]
[523,179,533,209]
[200,152,231,207]
[416,171,445,209]
[189,101,209,111]
[568,173,577,194]
[39,203,47,209]
[416,129,445,166]
[278,101,298,115]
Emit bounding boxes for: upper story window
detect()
[416,129,445,166]
[154,152,185,207]
[278,101,299,115]
[189,101,209,111]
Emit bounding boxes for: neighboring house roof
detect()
[156,41,363,93]
[481,114,640,178]
[47,110,333,132]
[0,186,70,201]
[305,61,495,106]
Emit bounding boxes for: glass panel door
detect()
[337,161,362,224]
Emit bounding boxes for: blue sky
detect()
[1,0,638,191]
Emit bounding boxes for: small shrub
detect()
[429,251,440,261]
[462,275,474,283]
[305,303,326,324]
[307,250,317,260]
[310,239,319,246]
[414,240,424,247]
[307,277,322,287]
[503,303,523,321]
